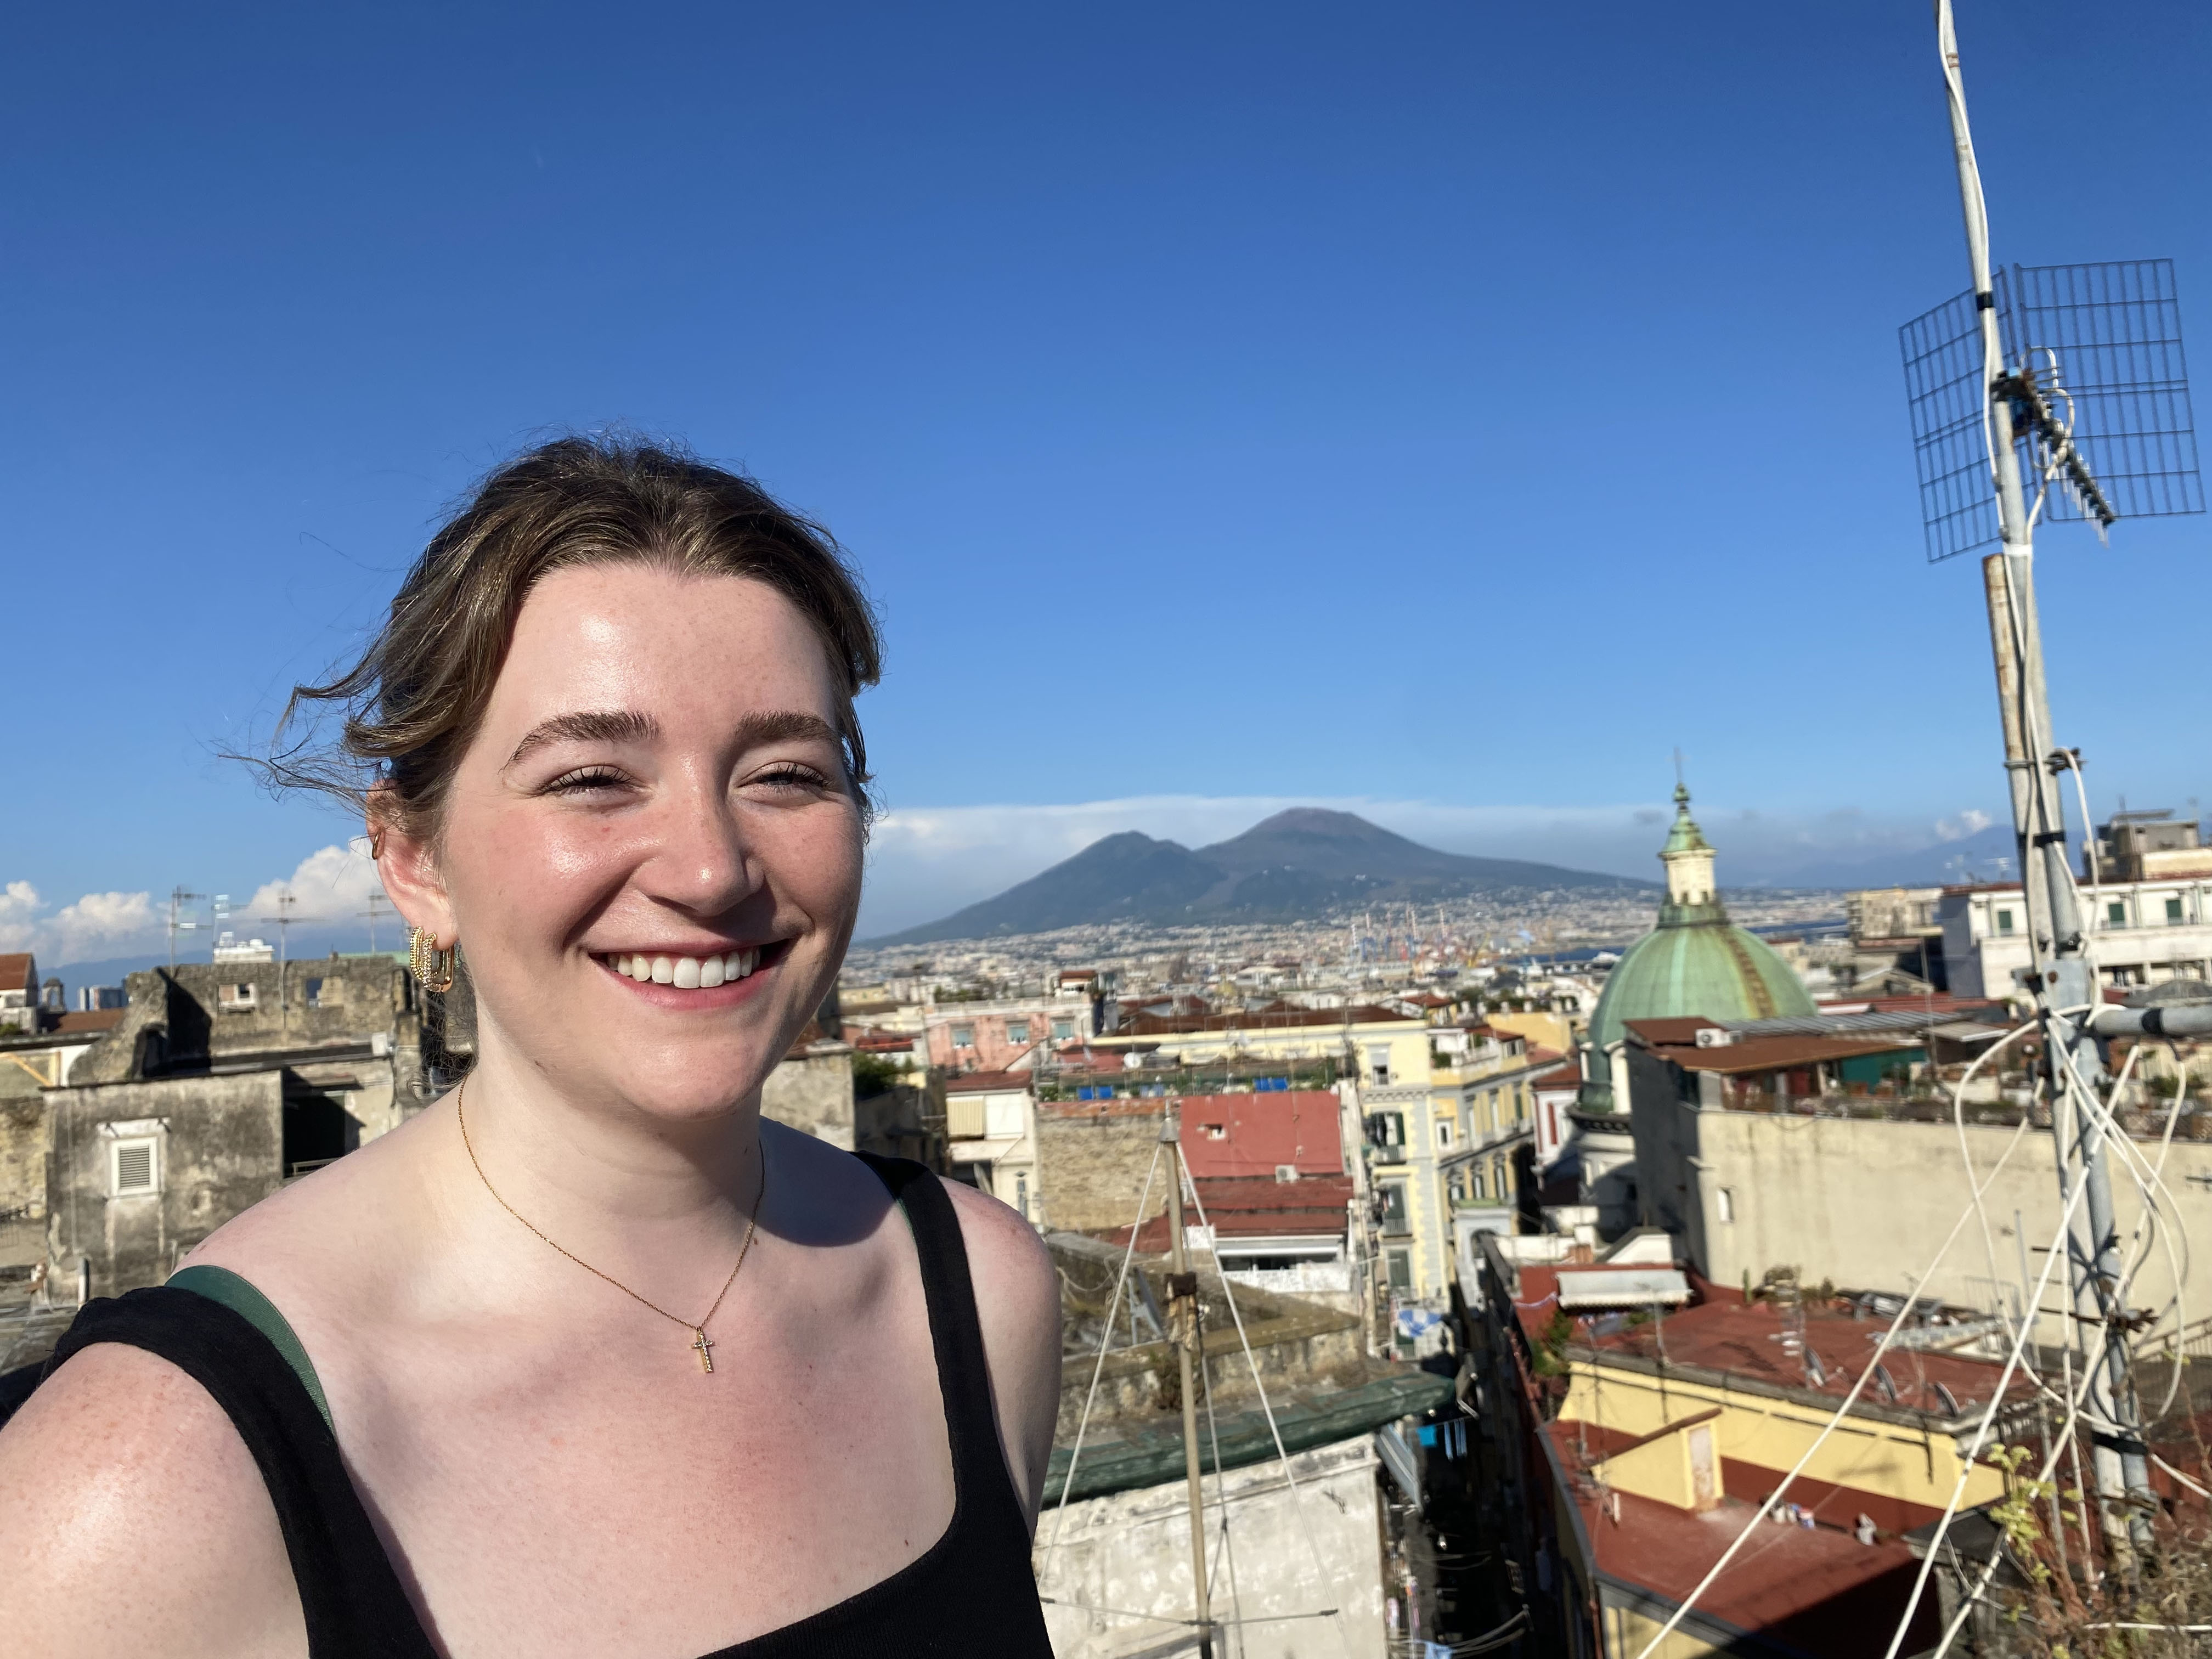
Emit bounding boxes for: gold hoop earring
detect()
[409,926,456,994]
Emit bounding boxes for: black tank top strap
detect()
[46,1287,436,1659]
[850,1153,1027,1526]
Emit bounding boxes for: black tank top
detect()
[41,1153,1054,1658]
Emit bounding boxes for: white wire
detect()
[1626,1020,2055,1659]
[1040,1141,1164,1578]
[1882,1115,2104,1659]
[1183,1166,1359,1659]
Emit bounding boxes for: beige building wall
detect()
[1633,1085,2212,1348]
[1035,1100,1167,1234]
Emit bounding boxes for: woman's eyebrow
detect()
[503,709,660,770]
[503,708,840,771]
[731,710,841,751]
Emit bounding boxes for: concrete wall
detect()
[1037,1101,1168,1234]
[761,1041,857,1152]
[47,1073,287,1297]
[1034,1436,1386,1659]
[1630,1073,2212,1346]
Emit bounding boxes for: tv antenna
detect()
[166,888,208,969]
[359,889,394,955]
[1899,0,2203,1578]
[261,889,303,1028]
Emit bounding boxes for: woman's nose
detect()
[643,783,759,915]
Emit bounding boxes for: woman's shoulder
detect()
[0,1340,306,1656]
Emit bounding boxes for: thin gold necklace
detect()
[454,1077,766,1374]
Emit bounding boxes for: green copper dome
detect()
[1577,782,1816,1109]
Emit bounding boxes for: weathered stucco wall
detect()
[761,1042,857,1152]
[1037,1102,1168,1234]
[48,1073,286,1296]
[1633,1080,2212,1346]
[1034,1436,1386,1659]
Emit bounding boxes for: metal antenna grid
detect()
[1901,258,2203,561]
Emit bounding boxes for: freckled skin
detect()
[0,569,1063,1658]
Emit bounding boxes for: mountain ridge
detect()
[867,808,1657,946]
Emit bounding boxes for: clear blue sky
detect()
[5,1,2209,959]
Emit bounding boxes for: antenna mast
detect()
[1931,0,2149,1555]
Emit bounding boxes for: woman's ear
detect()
[369,788,457,947]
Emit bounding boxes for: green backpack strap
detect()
[167,1264,334,1431]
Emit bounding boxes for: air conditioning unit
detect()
[1694,1026,1736,1048]
[1274,1164,1299,1183]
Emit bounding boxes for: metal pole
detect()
[1163,1110,1215,1659]
[1937,0,2150,1554]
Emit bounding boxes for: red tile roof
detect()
[1532,1063,1582,1091]
[56,1010,123,1033]
[1175,1091,1342,1180]
[1544,1426,1942,1657]
[1624,1016,1726,1045]
[1650,1034,1922,1076]
[1113,1175,1355,1252]
[1111,1006,1411,1036]
[944,1069,1033,1093]
[0,954,33,994]
[1513,1266,2031,1420]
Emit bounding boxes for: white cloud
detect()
[245,842,385,923]
[0,880,163,965]
[50,891,160,959]
[0,881,40,952]
[1934,808,1994,842]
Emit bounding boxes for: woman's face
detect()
[394,564,865,1122]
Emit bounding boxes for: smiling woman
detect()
[0,438,1062,1658]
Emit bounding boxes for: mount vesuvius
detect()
[867,808,1654,946]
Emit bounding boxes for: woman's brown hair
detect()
[272,436,882,838]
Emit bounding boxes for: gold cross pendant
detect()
[691,1329,715,1373]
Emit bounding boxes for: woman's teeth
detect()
[603,948,761,989]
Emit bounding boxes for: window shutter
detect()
[116,1142,155,1193]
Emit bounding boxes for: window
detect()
[111,1136,159,1197]
[1487,1088,1500,1130]
[218,981,258,1011]
[1995,909,2015,935]
[2109,901,2128,928]
[1367,1044,1392,1086]
[2167,898,2186,924]
[1366,1110,1405,1147]
[1436,1119,1454,1149]
[1379,1183,1408,1233]
[1201,1122,1227,1140]
[1006,1020,1029,1044]
[1015,1173,1029,1219]
[1516,1086,1528,1122]
[1051,1018,1074,1041]
[1717,1186,1736,1224]
[304,976,325,1007]
[1470,1166,1486,1201]
[1385,1248,1413,1293]
[951,1025,974,1048]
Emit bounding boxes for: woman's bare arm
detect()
[944,1182,1064,1530]
[0,1342,306,1658]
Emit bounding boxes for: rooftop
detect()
[1510,1263,2030,1424]
[943,1069,1033,1094]
[1107,1005,1415,1037]
[1543,1431,1940,1659]
[1176,1090,1342,1180]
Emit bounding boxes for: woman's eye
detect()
[748,764,833,793]
[543,766,632,795]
